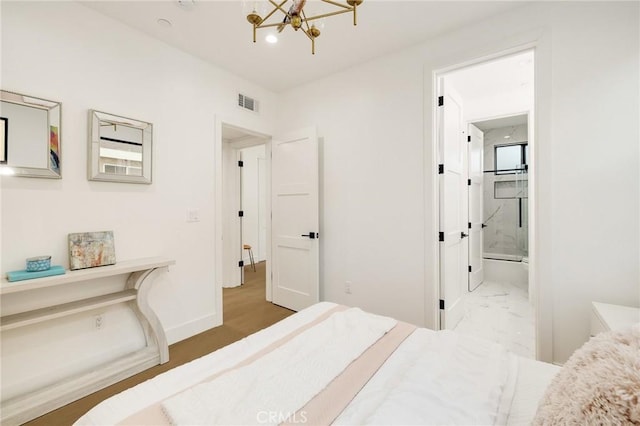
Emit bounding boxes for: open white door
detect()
[271,127,319,311]
[468,123,484,291]
[438,80,468,330]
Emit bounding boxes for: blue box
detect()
[6,265,66,282]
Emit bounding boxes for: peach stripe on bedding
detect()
[281,321,416,426]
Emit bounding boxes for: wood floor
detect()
[24,261,293,426]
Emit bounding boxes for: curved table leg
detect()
[125,267,169,364]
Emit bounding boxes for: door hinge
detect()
[438,96,444,107]
[467,135,471,142]
[468,265,472,273]
[439,299,445,310]
[438,232,444,242]
[238,260,244,267]
[438,164,444,174]
[238,210,244,217]
[468,178,471,186]
[238,160,244,167]
[468,222,472,229]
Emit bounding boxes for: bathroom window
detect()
[495,143,528,174]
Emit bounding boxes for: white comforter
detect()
[75,302,521,426]
[336,329,517,425]
[163,308,397,425]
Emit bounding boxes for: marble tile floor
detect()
[454,280,535,359]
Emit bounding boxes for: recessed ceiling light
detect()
[157,18,172,28]
[265,34,278,44]
[504,135,511,139]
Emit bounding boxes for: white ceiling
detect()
[81,1,528,92]
[473,113,527,131]
[445,50,534,104]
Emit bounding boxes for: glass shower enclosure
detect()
[483,146,529,262]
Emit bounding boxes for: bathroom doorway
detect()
[436,49,536,358]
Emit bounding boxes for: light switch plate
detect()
[187,209,200,222]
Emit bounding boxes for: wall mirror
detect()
[89,110,152,184]
[0,90,62,178]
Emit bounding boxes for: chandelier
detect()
[246,0,364,54]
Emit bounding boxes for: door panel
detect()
[438,80,468,330]
[468,123,484,291]
[271,127,319,312]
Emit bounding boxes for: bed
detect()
[74,302,563,425]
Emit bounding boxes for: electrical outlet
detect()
[94,314,104,330]
[187,209,200,223]
[345,281,352,295]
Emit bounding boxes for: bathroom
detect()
[480,116,529,288]
[456,114,534,359]
[442,51,535,358]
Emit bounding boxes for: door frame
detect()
[214,116,273,324]
[425,36,553,363]
[467,122,484,292]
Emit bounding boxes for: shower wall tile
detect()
[482,124,528,256]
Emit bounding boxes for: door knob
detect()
[461,232,468,238]
[301,232,317,239]
[481,224,487,228]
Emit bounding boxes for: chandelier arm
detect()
[303,9,352,22]
[320,0,352,10]
[353,1,357,25]
[301,9,312,33]
[260,0,290,25]
[301,23,314,40]
[256,22,287,29]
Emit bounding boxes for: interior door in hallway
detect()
[271,127,319,311]
[438,80,468,330]
[468,123,484,291]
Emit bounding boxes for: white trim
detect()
[425,33,553,363]
[165,312,219,345]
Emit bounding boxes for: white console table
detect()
[0,257,175,426]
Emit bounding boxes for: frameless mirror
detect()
[0,90,62,178]
[89,110,152,184]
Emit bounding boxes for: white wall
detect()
[464,87,533,124]
[241,144,267,263]
[1,2,276,399]
[277,1,639,364]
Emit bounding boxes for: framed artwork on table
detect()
[68,231,116,270]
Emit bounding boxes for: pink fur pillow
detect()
[533,325,640,425]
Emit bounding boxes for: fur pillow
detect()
[533,324,640,425]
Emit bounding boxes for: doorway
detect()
[220,123,270,299]
[217,122,320,318]
[436,50,536,358]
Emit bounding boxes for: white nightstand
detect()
[591,302,640,336]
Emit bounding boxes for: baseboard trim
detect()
[165,312,220,345]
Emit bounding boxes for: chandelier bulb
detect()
[247,11,262,25]
[308,24,321,38]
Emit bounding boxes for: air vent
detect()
[238,93,259,113]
